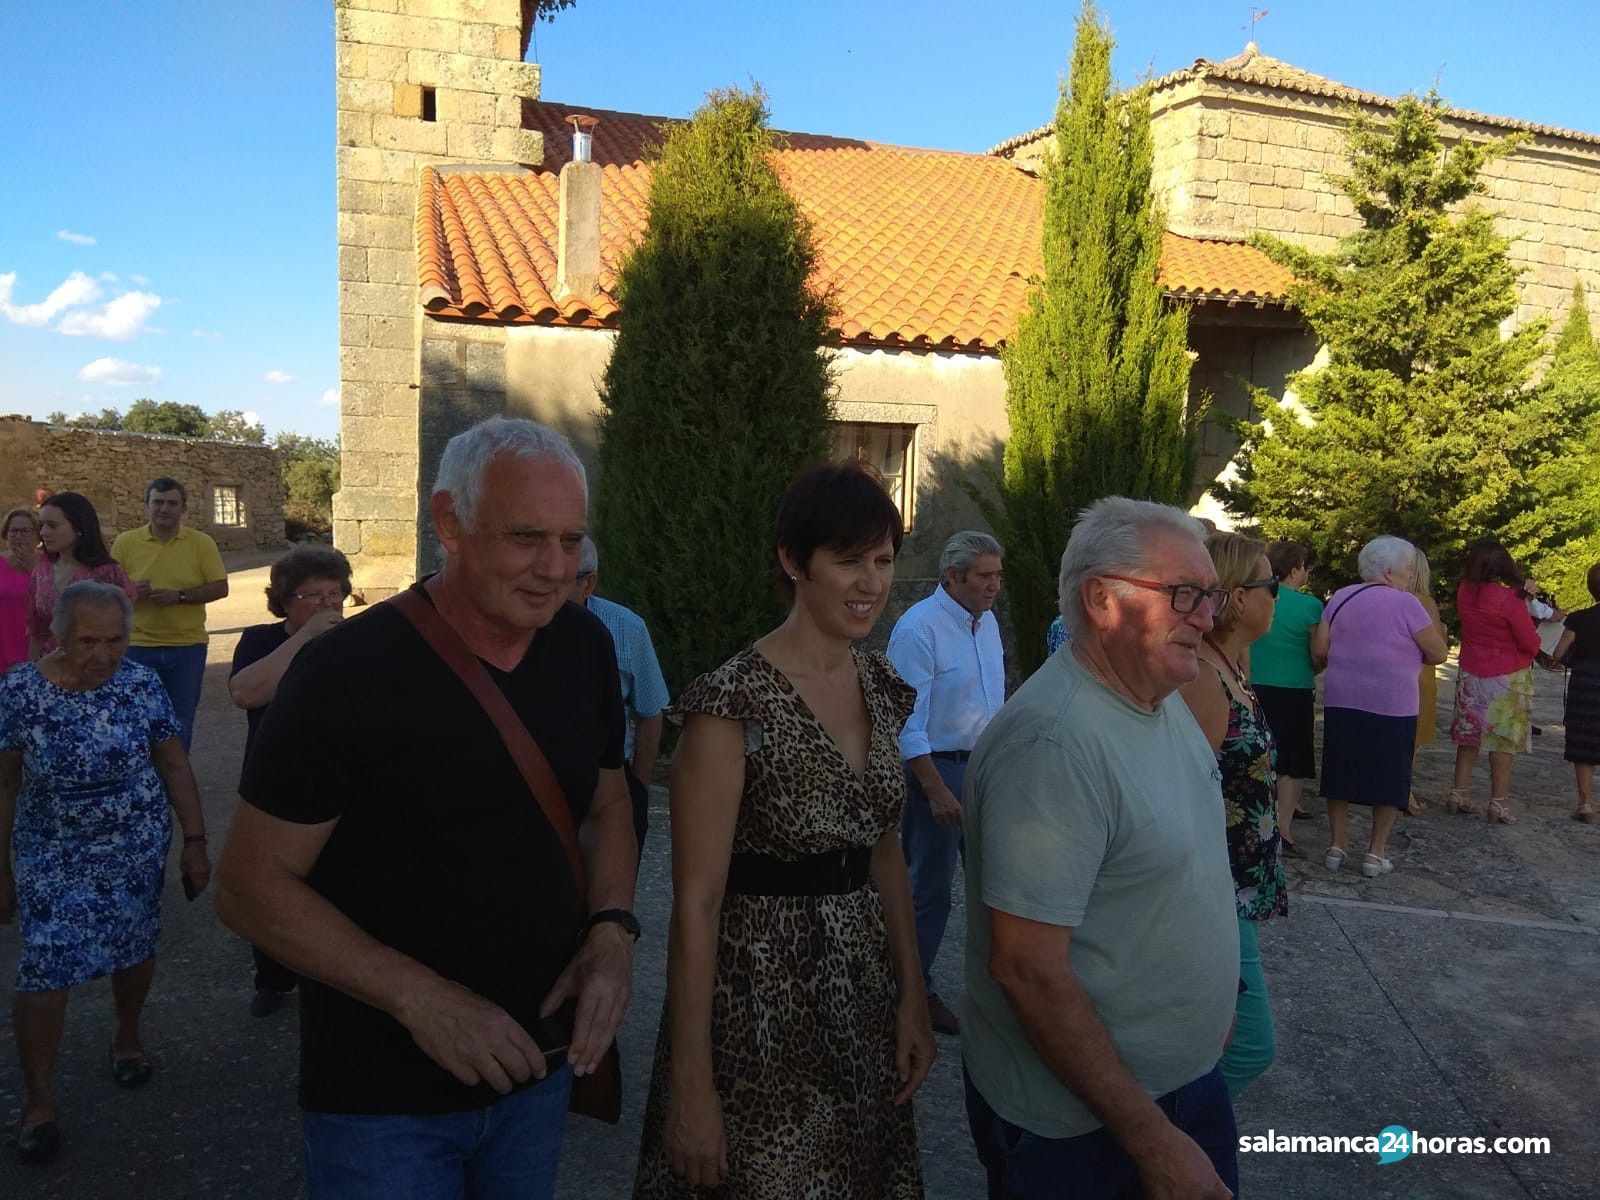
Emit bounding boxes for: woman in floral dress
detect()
[634,462,933,1199]
[0,581,210,1164]
[1180,532,1288,1099]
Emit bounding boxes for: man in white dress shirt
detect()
[887,531,1006,1035]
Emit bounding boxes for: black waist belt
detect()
[930,749,972,763]
[725,846,873,896]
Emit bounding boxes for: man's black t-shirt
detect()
[230,621,290,791]
[239,581,625,1114]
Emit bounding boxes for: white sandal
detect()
[1361,853,1394,878]
[1324,846,1347,872]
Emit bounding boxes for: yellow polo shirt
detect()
[111,524,227,647]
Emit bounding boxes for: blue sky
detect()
[3,1,1597,441]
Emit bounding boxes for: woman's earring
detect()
[788,574,799,582]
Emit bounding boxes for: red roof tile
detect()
[417,101,1292,351]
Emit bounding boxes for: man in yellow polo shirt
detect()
[112,476,230,750]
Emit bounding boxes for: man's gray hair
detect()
[51,580,134,641]
[431,417,587,532]
[1357,535,1416,582]
[939,530,1004,580]
[1058,497,1207,637]
[577,534,598,577]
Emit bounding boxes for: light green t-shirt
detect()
[961,650,1239,1138]
[1250,586,1324,690]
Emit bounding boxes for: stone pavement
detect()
[2,564,1595,1197]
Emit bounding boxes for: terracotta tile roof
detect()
[991,42,1600,159]
[417,100,1292,351]
[1158,232,1296,305]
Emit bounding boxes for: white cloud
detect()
[0,271,102,327]
[319,386,340,407]
[130,274,151,286]
[58,290,162,340]
[264,369,295,384]
[77,357,162,386]
[57,229,97,246]
[191,329,223,340]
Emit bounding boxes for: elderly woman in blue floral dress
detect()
[0,581,210,1165]
[1179,532,1288,1099]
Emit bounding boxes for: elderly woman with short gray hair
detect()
[1311,536,1448,879]
[0,581,210,1165]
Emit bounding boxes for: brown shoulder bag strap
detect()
[389,587,588,898]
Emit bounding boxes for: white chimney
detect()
[556,115,602,301]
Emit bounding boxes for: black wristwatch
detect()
[584,908,641,942]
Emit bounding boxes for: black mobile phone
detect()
[181,871,198,902]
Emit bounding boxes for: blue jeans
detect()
[901,757,966,997]
[963,1063,1238,1200]
[125,643,207,752]
[1220,917,1276,1099]
[302,1065,573,1200]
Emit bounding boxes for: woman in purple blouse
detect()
[1312,536,1448,879]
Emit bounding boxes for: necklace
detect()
[1202,633,1260,711]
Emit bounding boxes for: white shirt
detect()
[887,585,1006,759]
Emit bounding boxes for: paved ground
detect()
[2,563,1595,1197]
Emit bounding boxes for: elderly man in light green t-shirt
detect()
[962,497,1240,1200]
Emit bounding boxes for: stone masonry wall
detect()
[334,0,542,599]
[0,416,286,551]
[1151,77,1600,330]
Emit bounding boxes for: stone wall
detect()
[334,0,543,598]
[1150,77,1600,329]
[0,416,286,551]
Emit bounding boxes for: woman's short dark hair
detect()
[773,461,904,600]
[1265,540,1311,579]
[1587,562,1600,603]
[1462,538,1522,587]
[41,491,114,567]
[265,544,353,618]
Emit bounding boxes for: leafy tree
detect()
[1534,284,1600,609]
[975,2,1198,676]
[120,398,211,438]
[594,85,834,691]
[206,409,267,444]
[1216,95,1593,597]
[48,407,123,430]
[276,433,342,535]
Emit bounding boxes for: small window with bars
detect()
[213,485,246,528]
[829,422,917,531]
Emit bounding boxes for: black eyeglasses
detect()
[1240,576,1280,599]
[1100,574,1231,615]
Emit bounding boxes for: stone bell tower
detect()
[332,0,543,598]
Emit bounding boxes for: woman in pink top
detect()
[27,492,139,659]
[1311,536,1448,878]
[1447,539,1541,825]
[1,508,41,672]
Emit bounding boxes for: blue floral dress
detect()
[1212,668,1288,921]
[0,660,182,992]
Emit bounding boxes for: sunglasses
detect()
[1239,576,1280,598]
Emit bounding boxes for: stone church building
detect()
[332,1,1600,599]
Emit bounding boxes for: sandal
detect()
[1445,789,1479,815]
[16,1117,60,1165]
[1574,806,1596,824]
[109,1045,153,1090]
[1281,837,1307,859]
[1361,853,1394,878]
[1324,845,1347,872]
[1486,798,1516,826]
[1406,793,1428,816]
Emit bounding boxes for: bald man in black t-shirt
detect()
[216,419,639,1200]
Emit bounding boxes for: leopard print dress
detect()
[633,647,923,1199]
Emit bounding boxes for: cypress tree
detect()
[1536,284,1600,607]
[594,86,834,692]
[979,2,1197,677]
[1217,95,1592,593]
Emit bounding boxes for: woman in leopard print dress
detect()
[634,463,933,1199]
